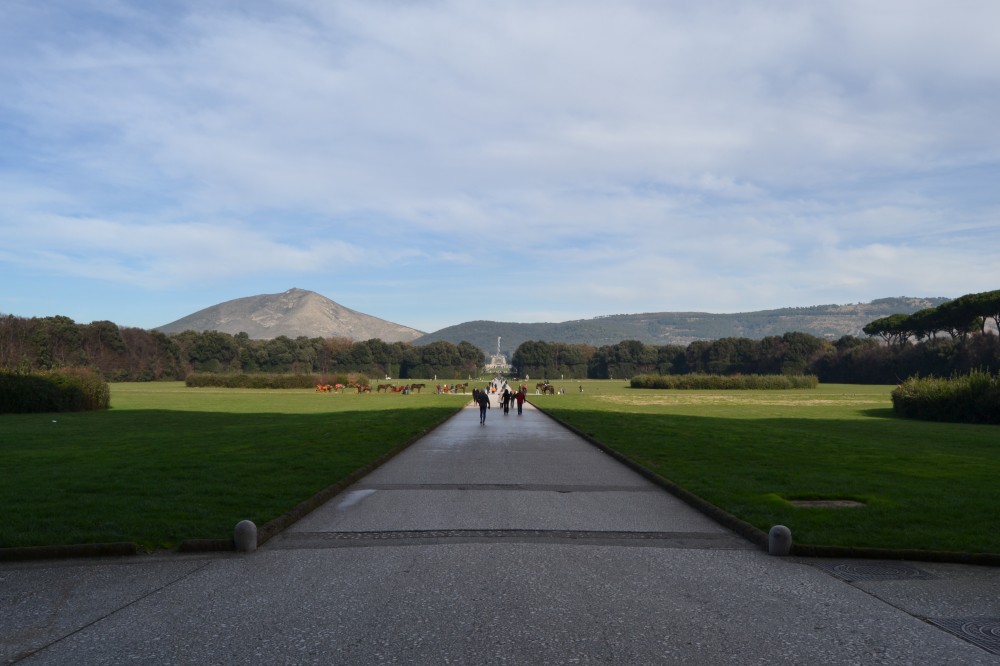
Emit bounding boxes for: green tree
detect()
[863,313,913,346]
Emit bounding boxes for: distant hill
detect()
[414,297,951,356]
[156,288,425,342]
[155,291,952,354]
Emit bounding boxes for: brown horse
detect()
[391,385,406,393]
[454,383,468,394]
[540,383,555,395]
[315,384,332,393]
[409,383,425,393]
[376,383,392,393]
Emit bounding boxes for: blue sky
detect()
[2,1,998,334]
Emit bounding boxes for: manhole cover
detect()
[811,560,938,581]
[927,618,1000,655]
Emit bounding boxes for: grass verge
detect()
[532,382,1000,555]
[0,382,466,550]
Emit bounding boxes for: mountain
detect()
[156,288,425,342]
[155,291,952,354]
[414,297,951,356]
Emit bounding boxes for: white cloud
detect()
[1,0,998,329]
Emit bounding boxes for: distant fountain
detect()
[484,336,510,372]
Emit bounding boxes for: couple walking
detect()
[473,385,525,424]
[500,386,526,416]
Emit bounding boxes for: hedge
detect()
[891,370,1000,424]
[0,368,110,414]
[630,374,819,390]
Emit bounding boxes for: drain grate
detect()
[927,618,1000,655]
[811,560,938,582]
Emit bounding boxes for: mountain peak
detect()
[156,289,424,342]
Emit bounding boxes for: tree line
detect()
[512,332,1000,384]
[3,288,997,384]
[0,315,484,380]
[512,332,834,380]
[863,290,1000,346]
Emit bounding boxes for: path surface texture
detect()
[4,396,1000,664]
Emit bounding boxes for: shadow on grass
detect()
[0,406,459,550]
[539,407,1000,554]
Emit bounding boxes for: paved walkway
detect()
[3,396,1000,664]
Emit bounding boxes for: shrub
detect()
[0,367,110,413]
[892,370,1000,424]
[630,374,819,390]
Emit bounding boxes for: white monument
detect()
[484,336,511,372]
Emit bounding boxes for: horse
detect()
[409,383,425,393]
[454,383,468,394]
[333,383,346,392]
[315,384,332,393]
[391,385,406,393]
[376,383,392,393]
[540,383,555,395]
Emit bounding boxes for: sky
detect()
[2,1,998,334]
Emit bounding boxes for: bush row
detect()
[891,370,1000,424]
[0,368,110,413]
[184,372,371,389]
[630,374,819,390]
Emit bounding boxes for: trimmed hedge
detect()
[0,368,110,414]
[630,374,819,390]
[184,372,370,389]
[892,370,1000,424]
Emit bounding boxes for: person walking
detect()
[476,388,491,424]
[501,388,511,414]
[515,389,525,415]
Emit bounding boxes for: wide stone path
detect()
[3,396,1000,664]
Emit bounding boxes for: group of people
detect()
[472,377,527,424]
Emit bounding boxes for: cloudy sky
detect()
[2,1,998,334]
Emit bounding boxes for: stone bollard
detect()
[234,519,258,553]
[768,525,792,556]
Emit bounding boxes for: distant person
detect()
[476,389,491,424]
[515,389,525,415]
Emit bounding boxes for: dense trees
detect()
[3,289,997,384]
[513,336,823,381]
[863,290,1000,345]
[511,305,999,385]
[511,341,596,379]
[0,315,484,381]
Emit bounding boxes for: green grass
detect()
[533,381,1000,554]
[0,382,466,550]
[7,378,999,555]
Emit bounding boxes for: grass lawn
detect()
[532,381,1000,555]
[0,382,466,550]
